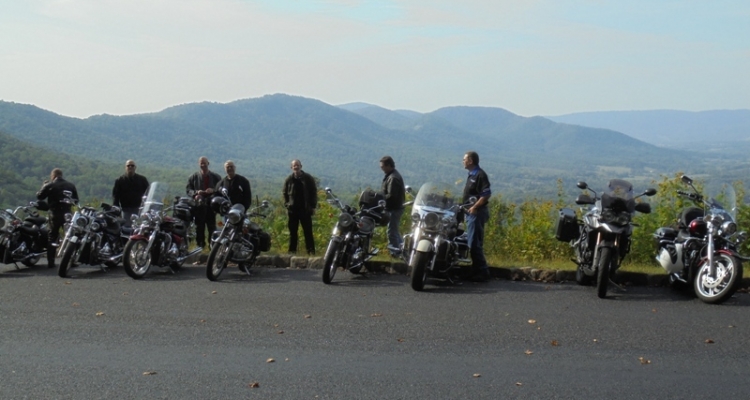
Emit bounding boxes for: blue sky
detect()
[1,0,748,118]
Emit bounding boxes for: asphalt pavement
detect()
[2,262,749,399]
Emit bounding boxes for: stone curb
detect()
[196,254,750,288]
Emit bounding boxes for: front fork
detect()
[706,230,716,278]
[592,232,621,272]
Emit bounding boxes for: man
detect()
[112,160,149,224]
[380,155,405,256]
[282,159,318,255]
[216,160,251,210]
[462,151,491,282]
[36,168,78,269]
[186,156,222,248]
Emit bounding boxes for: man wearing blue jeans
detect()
[462,151,491,282]
[380,156,405,256]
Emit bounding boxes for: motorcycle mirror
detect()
[643,188,657,196]
[680,175,692,185]
[405,186,413,194]
[469,196,478,205]
[635,202,652,214]
[325,187,332,193]
[575,194,595,205]
[221,188,229,196]
[378,200,386,208]
[261,200,270,208]
[576,181,588,190]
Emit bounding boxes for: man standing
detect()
[186,156,222,248]
[462,151,491,282]
[380,156,405,256]
[216,160,251,210]
[112,160,149,224]
[283,159,318,255]
[37,168,78,269]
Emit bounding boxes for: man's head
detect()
[199,156,209,173]
[224,160,236,178]
[462,151,479,170]
[50,168,63,181]
[125,160,137,177]
[380,156,395,174]
[291,159,302,177]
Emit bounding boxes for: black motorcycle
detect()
[57,202,130,277]
[654,175,745,304]
[206,191,271,281]
[556,179,656,298]
[0,200,50,268]
[403,182,473,291]
[321,188,388,284]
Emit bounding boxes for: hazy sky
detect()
[1,0,748,118]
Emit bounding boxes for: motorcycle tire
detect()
[322,240,338,284]
[58,243,77,278]
[123,239,151,279]
[596,247,613,299]
[410,251,429,292]
[206,242,231,281]
[694,253,743,304]
[575,265,593,286]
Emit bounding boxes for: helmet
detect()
[211,197,230,215]
[656,244,684,274]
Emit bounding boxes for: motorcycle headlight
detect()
[338,213,354,229]
[411,213,420,224]
[424,212,440,230]
[735,231,747,244]
[65,213,73,222]
[720,221,737,236]
[227,209,243,225]
[358,216,375,234]
[75,216,88,228]
[90,221,102,232]
[615,212,631,226]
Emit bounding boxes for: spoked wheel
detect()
[694,253,743,304]
[206,242,231,281]
[410,251,429,292]
[58,242,78,277]
[596,247,613,299]
[322,240,339,284]
[123,240,151,279]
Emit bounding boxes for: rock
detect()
[290,256,309,269]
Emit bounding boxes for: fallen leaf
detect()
[72,302,80,307]
[142,371,157,376]
[705,339,715,344]
[274,324,279,327]
[397,338,405,343]
[95,312,105,316]
[515,382,523,386]
[371,313,382,317]
[304,314,311,319]
[266,358,275,363]
[211,291,217,294]
[122,292,129,296]
[728,325,735,328]
[199,319,206,323]
[638,357,651,365]
[524,350,534,355]
[277,331,284,334]
[551,340,559,346]
[528,319,536,324]
[248,382,259,388]
[473,373,481,378]
[537,327,541,330]
[593,339,598,342]
[64,281,71,285]
[285,358,289,361]
[652,308,657,313]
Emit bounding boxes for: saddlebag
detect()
[554,208,579,242]
[359,189,385,210]
[258,231,272,252]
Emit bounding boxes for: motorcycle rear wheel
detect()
[410,251,429,292]
[694,253,742,304]
[322,240,338,284]
[596,247,613,299]
[123,239,151,279]
[58,243,77,278]
[206,242,231,281]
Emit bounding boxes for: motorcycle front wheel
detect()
[123,239,151,279]
[206,242,231,281]
[410,251,429,292]
[322,240,339,284]
[58,242,78,277]
[596,247,613,299]
[694,253,743,304]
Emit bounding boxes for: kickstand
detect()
[609,279,627,292]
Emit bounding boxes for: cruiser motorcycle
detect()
[0,199,50,268]
[123,182,202,279]
[404,182,473,291]
[57,202,130,277]
[556,179,656,298]
[206,191,272,281]
[321,188,388,284]
[654,175,745,304]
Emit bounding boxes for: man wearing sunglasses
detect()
[112,160,149,225]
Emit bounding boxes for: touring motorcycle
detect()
[206,190,272,281]
[123,182,202,279]
[0,199,50,268]
[57,202,130,277]
[403,182,473,291]
[654,175,745,304]
[556,179,656,298]
[321,188,388,284]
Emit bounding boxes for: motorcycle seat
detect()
[19,224,40,235]
[24,217,47,226]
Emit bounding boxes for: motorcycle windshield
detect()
[600,179,635,212]
[413,182,459,215]
[707,184,736,221]
[141,182,170,216]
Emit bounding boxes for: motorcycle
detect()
[56,202,131,277]
[556,179,656,298]
[321,188,388,284]
[654,175,746,304]
[206,190,272,281]
[123,182,202,279]
[0,199,51,268]
[402,182,473,291]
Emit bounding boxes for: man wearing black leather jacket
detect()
[215,160,251,210]
[36,168,78,269]
[186,156,222,248]
[112,160,149,225]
